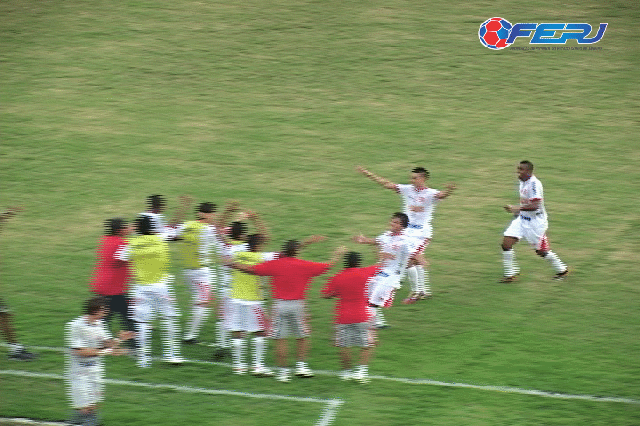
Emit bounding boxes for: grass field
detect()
[1,0,639,425]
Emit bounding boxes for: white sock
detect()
[8,343,23,354]
[544,251,567,273]
[375,308,386,326]
[162,318,180,358]
[136,322,152,366]
[416,265,431,294]
[358,364,368,374]
[252,336,267,367]
[216,320,229,348]
[185,305,210,340]
[231,338,245,367]
[406,266,418,293]
[502,249,519,277]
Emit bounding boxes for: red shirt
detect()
[90,236,131,296]
[250,257,332,300]
[321,265,378,324]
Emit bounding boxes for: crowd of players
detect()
[2,161,569,426]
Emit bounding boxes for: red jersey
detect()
[250,257,331,300]
[90,236,131,296]
[322,265,378,324]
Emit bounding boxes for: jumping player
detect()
[321,252,378,384]
[356,166,455,302]
[353,212,411,329]
[501,161,569,282]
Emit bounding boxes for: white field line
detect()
[5,344,640,405]
[0,369,343,426]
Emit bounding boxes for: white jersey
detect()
[66,316,111,373]
[395,184,440,236]
[375,231,411,276]
[518,175,547,221]
[139,212,177,238]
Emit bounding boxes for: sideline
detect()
[4,344,640,405]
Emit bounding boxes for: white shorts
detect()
[229,299,268,333]
[271,300,310,339]
[183,267,212,304]
[130,277,180,323]
[405,225,432,255]
[504,216,549,251]
[368,272,400,307]
[68,365,104,409]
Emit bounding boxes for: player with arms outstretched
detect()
[357,166,455,302]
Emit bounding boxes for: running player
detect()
[115,215,183,367]
[65,296,134,425]
[500,161,569,282]
[321,252,378,384]
[356,166,455,302]
[353,212,411,329]
[175,202,224,344]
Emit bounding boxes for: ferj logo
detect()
[478,17,608,50]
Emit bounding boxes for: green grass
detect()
[1,0,639,425]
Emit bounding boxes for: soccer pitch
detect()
[2,0,639,425]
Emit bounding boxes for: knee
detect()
[501,243,511,251]
[536,250,547,257]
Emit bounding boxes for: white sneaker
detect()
[251,365,274,377]
[295,364,314,378]
[233,363,248,375]
[164,356,185,365]
[352,370,370,384]
[276,369,291,382]
[339,370,352,381]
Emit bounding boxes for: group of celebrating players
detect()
[60,161,568,425]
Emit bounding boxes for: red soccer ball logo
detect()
[479,17,513,50]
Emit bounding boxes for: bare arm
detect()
[299,235,327,251]
[436,183,456,199]
[168,195,194,227]
[247,211,270,243]
[352,234,378,245]
[356,166,397,191]
[504,199,541,215]
[214,200,241,230]
[326,245,348,267]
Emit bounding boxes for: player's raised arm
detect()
[246,211,270,243]
[168,195,194,227]
[436,183,456,199]
[356,166,397,191]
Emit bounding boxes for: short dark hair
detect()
[136,215,154,235]
[105,218,127,236]
[230,221,247,240]
[392,212,409,228]
[147,195,166,211]
[85,296,107,315]
[412,167,429,179]
[247,234,264,251]
[344,252,362,268]
[519,160,534,171]
[281,240,300,257]
[197,202,216,214]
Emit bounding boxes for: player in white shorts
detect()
[353,212,411,328]
[357,166,455,302]
[501,161,569,283]
[215,209,270,359]
[115,216,183,367]
[175,202,224,344]
[228,234,279,376]
[66,296,134,425]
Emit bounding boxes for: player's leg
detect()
[183,268,212,343]
[1,300,36,360]
[533,230,568,279]
[293,301,313,377]
[213,271,231,359]
[502,217,524,282]
[229,300,247,374]
[272,300,291,382]
[130,286,153,368]
[249,303,272,376]
[157,278,183,363]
